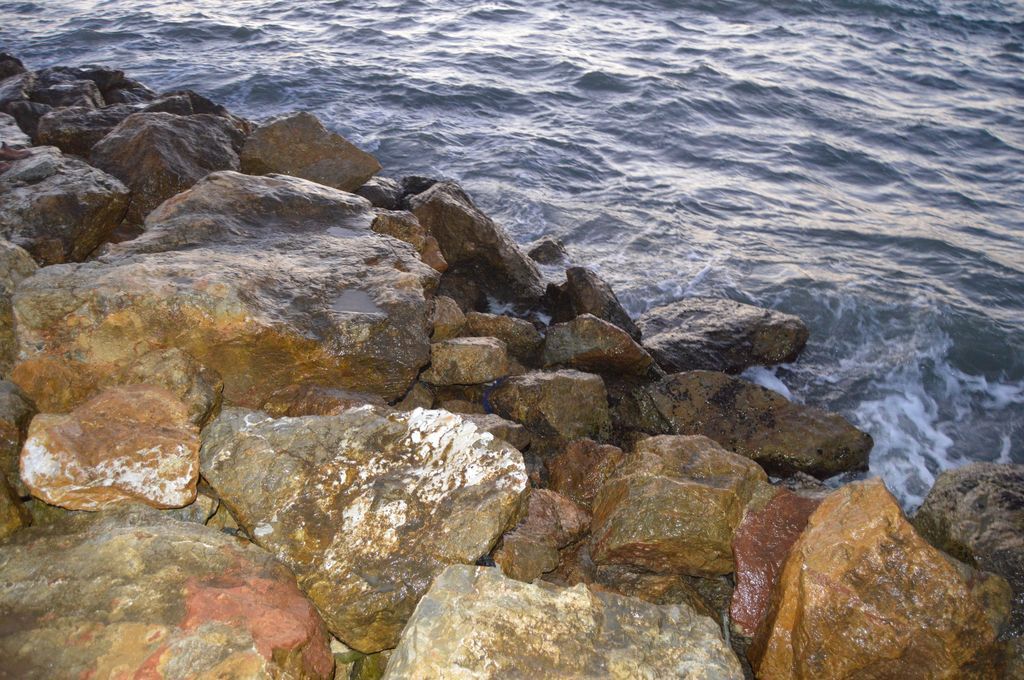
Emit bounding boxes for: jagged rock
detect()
[35,104,135,157]
[590,435,768,577]
[494,489,590,582]
[546,266,641,341]
[91,112,241,224]
[638,297,809,374]
[409,181,544,302]
[26,67,104,109]
[489,370,611,443]
[200,407,528,653]
[371,209,447,271]
[399,175,438,200]
[542,313,655,376]
[527,235,568,264]
[20,385,200,511]
[751,479,1012,679]
[260,383,384,417]
[0,512,334,679]
[0,111,29,146]
[0,146,128,264]
[459,413,532,451]
[462,311,543,361]
[240,111,380,191]
[619,370,872,478]
[546,439,625,511]
[10,171,438,411]
[0,380,34,497]
[422,337,509,386]
[0,470,29,539]
[430,295,465,341]
[356,176,403,210]
[914,463,1024,637]
[384,565,744,679]
[0,241,36,376]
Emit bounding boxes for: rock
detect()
[620,370,873,478]
[10,171,438,411]
[914,462,1024,637]
[20,385,200,511]
[527,235,569,264]
[494,489,591,582]
[0,470,29,539]
[163,491,220,525]
[422,337,509,386]
[35,104,135,157]
[90,112,242,224]
[240,111,380,191]
[459,413,532,451]
[2,100,51,139]
[0,111,30,146]
[435,269,489,312]
[384,564,744,679]
[462,311,543,361]
[638,297,809,374]
[142,90,247,131]
[729,488,821,638]
[200,407,528,653]
[394,382,434,411]
[430,295,465,341]
[409,181,544,302]
[0,240,36,376]
[547,439,625,510]
[0,146,129,264]
[590,435,768,577]
[0,54,25,81]
[399,175,439,200]
[371,209,447,271]
[0,512,334,679]
[751,479,1012,679]
[261,383,384,417]
[0,379,34,496]
[356,176,403,210]
[542,313,655,376]
[353,651,391,680]
[489,370,611,444]
[114,348,224,427]
[547,267,641,341]
[26,68,104,108]
[30,65,154,106]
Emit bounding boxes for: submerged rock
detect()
[494,489,591,582]
[384,564,744,679]
[200,407,528,653]
[489,369,612,443]
[542,313,655,376]
[547,266,641,341]
[0,240,36,376]
[422,337,510,386]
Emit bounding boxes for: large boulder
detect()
[546,266,641,341]
[90,111,242,224]
[0,379,34,496]
[0,511,334,679]
[0,240,36,376]
[494,489,591,582]
[914,463,1024,637]
[751,479,1012,679]
[384,565,744,679]
[638,297,809,374]
[240,111,380,191]
[542,313,655,376]
[421,337,509,386]
[620,370,872,478]
[489,369,612,444]
[200,407,528,653]
[0,146,128,264]
[590,435,769,577]
[35,104,135,157]
[20,385,200,511]
[10,171,438,411]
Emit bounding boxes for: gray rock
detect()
[0,111,30,147]
[356,176,403,209]
[35,104,136,157]
[527,235,569,264]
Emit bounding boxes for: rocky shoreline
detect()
[0,53,1020,679]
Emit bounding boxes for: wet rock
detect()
[35,104,135,157]
[547,266,641,341]
[26,68,104,109]
[142,90,247,132]
[356,176,403,209]
[0,54,25,80]
[730,488,821,638]
[459,413,532,451]
[547,439,625,510]
[260,383,385,417]
[422,337,509,386]
[399,175,438,200]
[394,381,434,411]
[0,470,29,539]
[114,348,224,427]
[20,385,200,511]
[0,512,334,679]
[435,269,489,312]
[11,171,438,411]
[0,380,34,497]
[2,100,50,139]
[590,435,768,577]
[914,462,1024,637]
[200,407,528,653]
[527,235,569,264]
[542,313,655,376]
[494,489,591,582]
[751,479,1012,679]
[638,297,809,374]
[0,111,30,146]
[462,311,543,361]
[620,370,872,478]
[240,111,380,191]
[489,369,612,443]
[430,295,465,341]
[0,240,36,376]
[91,112,241,224]
[409,181,544,303]
[371,209,447,271]
[384,564,744,679]
[0,146,129,264]
[31,65,154,106]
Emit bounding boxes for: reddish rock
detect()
[260,383,384,417]
[494,489,591,582]
[546,439,625,510]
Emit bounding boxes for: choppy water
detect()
[3,0,1023,506]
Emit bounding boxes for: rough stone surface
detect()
[751,479,1012,679]
[547,439,625,511]
[527,235,569,264]
[489,370,612,443]
[91,112,241,224]
[494,489,591,582]
[914,462,1024,637]
[200,407,528,653]
[0,111,30,146]
[0,146,129,264]
[371,209,447,272]
[35,104,135,157]
[547,267,641,341]
[422,337,509,386]
[590,435,768,576]
[0,512,334,679]
[384,565,744,679]
[638,297,809,374]
[462,311,543,361]
[0,240,36,377]
[543,313,655,376]
[11,171,438,412]
[20,385,200,511]
[356,176,403,209]
[0,470,29,539]
[114,348,224,427]
[430,295,465,341]
[459,413,532,451]
[260,383,385,417]
[241,111,380,191]
[0,379,34,496]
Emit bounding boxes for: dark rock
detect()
[0,54,25,81]
[142,90,250,139]
[26,68,104,108]
[527,235,569,264]
[356,176,403,209]
[3,100,51,139]
[0,379,35,497]
[546,439,625,511]
[547,267,641,341]
[0,111,30,147]
[35,104,136,157]
[399,174,439,199]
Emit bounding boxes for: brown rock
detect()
[547,267,641,341]
[0,379,34,497]
[527,235,569,264]
[542,313,654,376]
[371,209,447,272]
[422,337,509,386]
[356,176,402,209]
[488,369,612,443]
[0,240,36,376]
[0,470,29,539]
[114,348,224,427]
[494,489,591,582]
[20,385,200,511]
[394,382,434,411]
[751,479,1012,679]
[430,295,465,341]
[462,311,543,361]
[35,104,135,157]
[459,413,532,451]
[547,438,625,510]
[260,383,385,417]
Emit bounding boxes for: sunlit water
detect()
[3,0,1022,506]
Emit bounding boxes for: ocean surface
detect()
[2,0,1022,506]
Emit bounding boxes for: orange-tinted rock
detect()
[260,383,385,417]
[430,295,465,341]
[20,385,200,511]
[462,311,543,362]
[546,438,625,510]
[730,488,821,638]
[422,337,509,386]
[494,489,590,582]
[751,479,1012,679]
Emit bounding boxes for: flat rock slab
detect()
[200,407,528,653]
[384,565,744,679]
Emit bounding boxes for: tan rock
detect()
[0,240,36,376]
[494,489,590,582]
[488,369,612,443]
[261,383,385,417]
[422,337,509,386]
[430,295,465,341]
[546,266,641,341]
[459,412,532,451]
[547,438,625,510]
[542,313,654,375]
[372,209,447,272]
[0,470,29,539]
[462,311,543,361]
